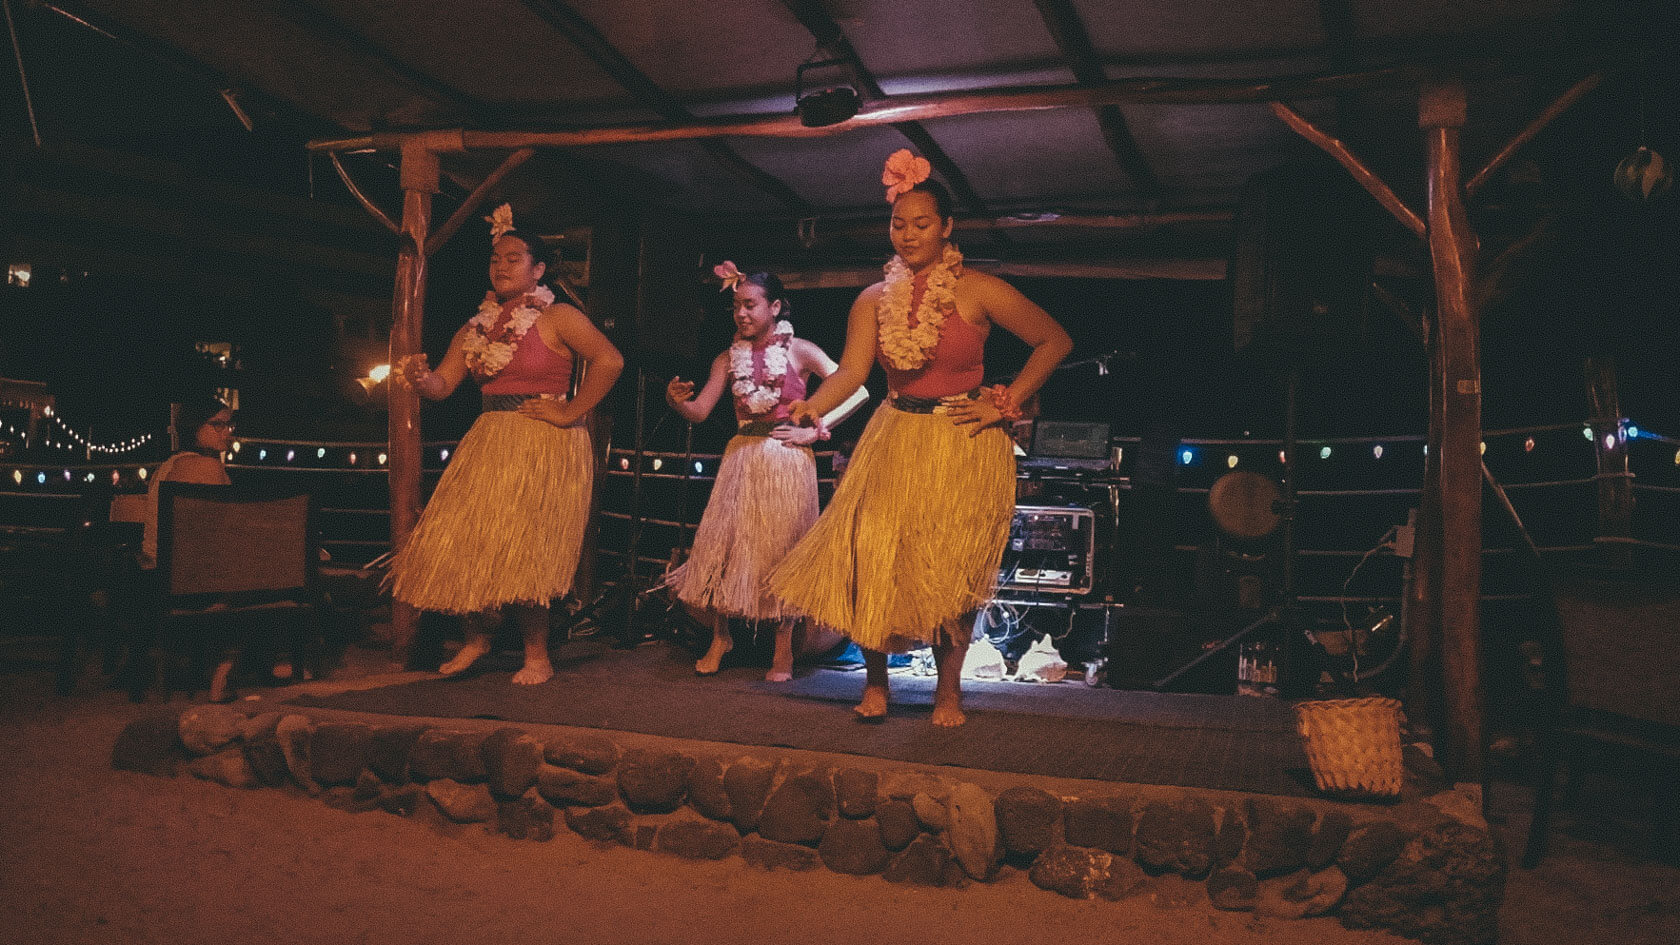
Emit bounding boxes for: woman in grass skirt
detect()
[390,205,623,685]
[665,264,867,679]
[769,151,1072,726]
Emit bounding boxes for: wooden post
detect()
[1421,79,1485,788]
[386,144,438,661]
[1407,307,1447,745]
[1585,356,1633,568]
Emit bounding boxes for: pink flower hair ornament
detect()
[882,149,932,203]
[713,260,744,292]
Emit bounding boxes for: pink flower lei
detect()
[728,320,795,416]
[463,285,555,379]
[876,244,963,371]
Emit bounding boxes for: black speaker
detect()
[1230,164,1379,361]
[634,212,706,371]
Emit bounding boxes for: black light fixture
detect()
[795,49,861,128]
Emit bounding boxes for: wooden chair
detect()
[1523,564,1680,867]
[134,483,320,701]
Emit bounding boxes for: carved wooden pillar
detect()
[1421,79,1485,786]
[386,144,437,660]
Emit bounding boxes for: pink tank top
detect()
[480,317,574,396]
[733,340,808,423]
[877,274,985,398]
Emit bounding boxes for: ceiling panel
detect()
[916,109,1136,204]
[310,0,636,107]
[1349,0,1572,42]
[725,126,917,210]
[839,0,1062,79]
[79,0,444,129]
[1074,0,1325,58]
[1121,101,1327,192]
[565,0,814,98]
[570,140,788,214]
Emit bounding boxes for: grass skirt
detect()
[390,411,593,615]
[667,434,819,620]
[768,401,1015,652]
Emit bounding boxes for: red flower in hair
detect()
[882,149,932,203]
[713,260,743,292]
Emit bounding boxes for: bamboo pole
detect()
[1421,78,1485,788]
[1467,72,1603,196]
[386,144,438,661]
[1269,102,1427,237]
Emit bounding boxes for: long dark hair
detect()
[896,179,955,221]
[172,396,230,456]
[740,270,791,317]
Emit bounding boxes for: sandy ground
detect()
[1,658,1676,945]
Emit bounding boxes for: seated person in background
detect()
[135,396,240,700]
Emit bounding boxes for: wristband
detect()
[986,385,1023,423]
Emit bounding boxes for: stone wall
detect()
[113,706,1504,945]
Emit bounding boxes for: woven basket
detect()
[1294,697,1404,799]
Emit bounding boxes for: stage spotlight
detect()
[795,51,861,128]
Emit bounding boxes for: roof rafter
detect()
[517,0,811,212]
[1030,0,1160,199]
[779,0,991,216]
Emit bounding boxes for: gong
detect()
[1208,470,1283,540]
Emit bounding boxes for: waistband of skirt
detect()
[735,419,788,437]
[886,388,981,415]
[482,392,567,413]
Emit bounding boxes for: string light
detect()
[317,447,326,459]
[47,414,153,454]
[286,449,296,462]
[619,458,630,470]
[1524,437,1535,452]
[1372,445,1383,459]
[1319,446,1332,460]
[231,440,242,453]
[440,449,450,461]
[259,449,268,461]
[62,469,72,481]
[1480,441,1487,455]
[1604,434,1616,450]
[377,453,387,465]
[11,470,20,485]
[1180,449,1195,465]
[138,467,148,480]
[348,452,358,465]
[1226,454,1239,468]
[1278,450,1287,464]
[1583,426,1594,441]
[693,461,704,474]
[1627,424,1640,439]
[651,458,663,471]
[36,472,45,484]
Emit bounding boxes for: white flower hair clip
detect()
[486,203,515,240]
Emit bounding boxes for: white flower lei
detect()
[877,244,963,371]
[729,320,795,415]
[462,284,555,379]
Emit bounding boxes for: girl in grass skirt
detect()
[664,265,867,679]
[390,206,623,685]
[769,153,1072,726]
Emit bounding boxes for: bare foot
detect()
[694,637,732,676]
[511,658,554,685]
[930,695,966,728]
[764,669,792,683]
[854,684,888,720]
[438,640,491,676]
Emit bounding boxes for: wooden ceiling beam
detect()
[779,0,990,216]
[310,54,1621,153]
[518,0,811,211]
[1031,0,1160,198]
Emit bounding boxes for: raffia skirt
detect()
[667,432,819,620]
[389,410,593,615]
[767,399,1015,652]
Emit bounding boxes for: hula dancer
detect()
[665,264,866,679]
[390,204,624,685]
[770,151,1072,726]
